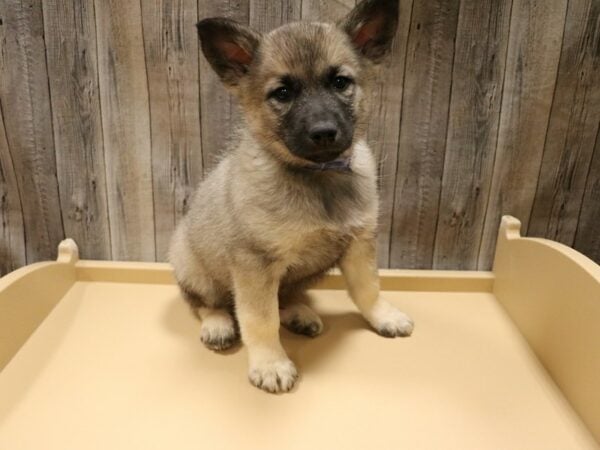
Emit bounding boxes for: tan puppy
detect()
[169,0,413,393]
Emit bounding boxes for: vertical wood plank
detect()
[95,0,155,261]
[141,0,203,261]
[364,0,413,268]
[0,0,64,263]
[389,0,460,269]
[250,0,301,32]
[478,0,568,269]
[432,0,512,270]
[301,0,355,21]
[528,0,600,245]
[0,102,26,275]
[574,129,600,264]
[198,0,249,172]
[42,0,112,261]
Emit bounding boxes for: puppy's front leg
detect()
[340,235,414,337]
[232,267,297,393]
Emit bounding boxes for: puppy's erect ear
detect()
[197,18,261,86]
[339,0,399,62]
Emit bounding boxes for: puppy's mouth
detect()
[303,148,347,163]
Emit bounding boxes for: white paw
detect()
[367,299,414,337]
[248,357,298,393]
[200,312,238,351]
[280,303,323,337]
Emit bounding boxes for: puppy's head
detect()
[197,0,398,166]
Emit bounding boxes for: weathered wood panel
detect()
[301,0,355,21]
[389,0,460,269]
[528,0,600,245]
[365,0,413,267]
[0,0,64,264]
[0,101,26,275]
[1,0,600,272]
[94,0,155,261]
[250,0,301,31]
[574,129,600,263]
[141,0,203,261]
[42,0,111,261]
[432,0,512,270]
[478,0,569,269]
[198,0,250,172]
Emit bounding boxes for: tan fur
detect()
[170,1,412,393]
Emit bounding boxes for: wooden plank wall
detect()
[0,0,598,274]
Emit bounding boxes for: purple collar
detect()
[303,156,352,173]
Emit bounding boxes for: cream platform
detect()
[0,216,599,449]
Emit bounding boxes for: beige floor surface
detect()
[0,281,597,450]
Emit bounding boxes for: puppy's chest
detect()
[276,227,352,272]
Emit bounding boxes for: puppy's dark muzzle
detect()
[291,120,351,163]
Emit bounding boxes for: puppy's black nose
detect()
[309,122,338,146]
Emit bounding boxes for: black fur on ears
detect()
[339,0,399,62]
[197,18,261,86]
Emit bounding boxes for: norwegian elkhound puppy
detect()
[169,0,413,393]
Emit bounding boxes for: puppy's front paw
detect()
[367,299,414,338]
[248,357,298,393]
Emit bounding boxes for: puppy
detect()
[169,0,413,393]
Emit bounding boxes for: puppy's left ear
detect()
[339,0,399,63]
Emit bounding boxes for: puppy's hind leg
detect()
[197,307,239,351]
[170,228,239,350]
[280,291,323,338]
[180,286,239,352]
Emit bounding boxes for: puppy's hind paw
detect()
[201,330,239,351]
[199,310,239,351]
[280,303,323,337]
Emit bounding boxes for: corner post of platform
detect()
[56,239,80,265]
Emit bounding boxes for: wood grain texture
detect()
[0,0,599,271]
[478,0,569,269]
[250,0,301,31]
[0,100,26,275]
[94,0,155,261]
[198,0,249,172]
[528,0,600,245]
[364,0,413,267]
[141,0,203,261]
[42,0,111,261]
[301,0,355,21]
[432,0,512,270]
[389,0,460,269]
[0,0,64,263]
[574,128,600,264]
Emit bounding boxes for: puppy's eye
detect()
[270,86,292,102]
[332,76,352,91]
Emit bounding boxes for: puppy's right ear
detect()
[197,18,261,86]
[339,0,399,63]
